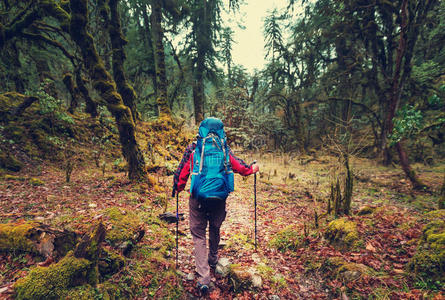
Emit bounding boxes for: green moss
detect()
[0,222,38,253]
[226,232,254,251]
[325,218,360,250]
[424,210,445,222]
[407,217,444,284]
[268,225,302,252]
[4,124,26,143]
[98,248,125,277]
[104,207,142,245]
[0,151,23,172]
[14,252,93,300]
[324,257,370,281]
[29,177,45,186]
[63,285,95,300]
[3,174,26,181]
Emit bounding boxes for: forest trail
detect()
[1,152,443,299]
[172,152,443,299]
[173,152,343,299]
[173,168,324,299]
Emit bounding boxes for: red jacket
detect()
[177,151,253,193]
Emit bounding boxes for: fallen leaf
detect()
[366,242,376,252]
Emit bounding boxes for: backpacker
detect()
[190,118,234,206]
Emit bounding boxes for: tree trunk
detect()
[108,0,140,122]
[193,77,204,124]
[150,1,171,116]
[385,0,426,189]
[62,72,80,114]
[75,69,98,118]
[141,5,158,99]
[193,51,205,124]
[69,0,147,181]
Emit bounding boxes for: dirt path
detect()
[172,173,328,299]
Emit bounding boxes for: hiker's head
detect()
[198,117,225,138]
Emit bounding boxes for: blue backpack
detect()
[190,118,234,206]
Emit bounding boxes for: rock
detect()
[216,257,231,276]
[229,264,251,292]
[158,212,184,223]
[324,218,360,250]
[251,253,261,263]
[251,274,262,288]
[324,257,369,281]
[269,295,280,300]
[218,257,231,267]
[357,206,375,215]
[186,273,195,281]
[29,177,44,186]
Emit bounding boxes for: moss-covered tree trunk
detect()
[150,1,171,117]
[75,69,98,118]
[108,0,140,122]
[63,73,81,114]
[69,0,146,181]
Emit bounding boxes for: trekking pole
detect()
[250,160,257,251]
[176,192,179,268]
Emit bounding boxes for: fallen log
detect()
[0,221,78,259]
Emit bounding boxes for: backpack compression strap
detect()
[193,133,231,175]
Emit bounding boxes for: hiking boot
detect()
[197,282,209,295]
[209,261,217,270]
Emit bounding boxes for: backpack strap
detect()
[198,136,208,174]
[190,150,198,175]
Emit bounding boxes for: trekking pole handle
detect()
[249,160,257,167]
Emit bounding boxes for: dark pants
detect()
[189,197,226,285]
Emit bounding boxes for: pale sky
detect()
[224,0,290,74]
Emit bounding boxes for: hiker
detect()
[172,117,259,293]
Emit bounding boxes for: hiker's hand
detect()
[251,163,259,174]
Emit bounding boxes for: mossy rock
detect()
[229,264,252,293]
[407,218,444,283]
[3,174,26,181]
[324,257,370,281]
[14,252,94,300]
[0,151,23,172]
[104,207,143,246]
[268,225,303,252]
[98,248,125,277]
[357,205,375,216]
[0,221,39,254]
[29,177,45,186]
[324,218,360,250]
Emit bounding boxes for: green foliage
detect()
[32,80,74,124]
[389,105,424,146]
[269,225,302,252]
